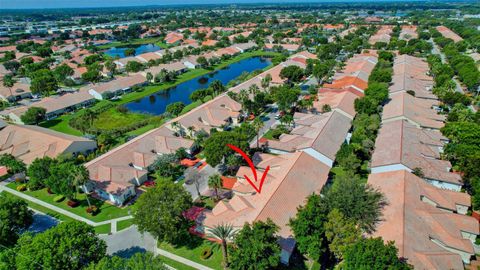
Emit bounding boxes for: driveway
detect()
[183,165,216,201]
[99,225,157,258]
[28,211,59,234]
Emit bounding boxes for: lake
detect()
[104,44,161,58]
[125,56,271,115]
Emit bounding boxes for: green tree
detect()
[132,179,193,244]
[30,69,58,96]
[20,106,46,125]
[45,162,76,199]
[27,157,57,190]
[86,252,166,270]
[81,69,102,84]
[2,74,16,100]
[324,174,385,233]
[125,61,144,73]
[104,59,117,78]
[279,65,304,83]
[15,221,106,270]
[0,194,33,248]
[289,194,329,262]
[203,131,249,167]
[165,101,185,116]
[229,219,281,270]
[124,48,136,56]
[146,72,153,82]
[208,174,222,201]
[207,224,236,269]
[197,56,208,67]
[53,64,74,82]
[324,209,361,260]
[0,154,26,175]
[252,117,264,148]
[343,238,412,270]
[271,85,300,112]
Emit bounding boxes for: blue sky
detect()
[1,0,418,9]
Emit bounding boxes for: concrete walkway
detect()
[0,184,132,230]
[156,248,215,270]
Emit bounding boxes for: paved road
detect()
[249,110,279,148]
[0,183,132,231]
[28,211,59,234]
[99,225,157,258]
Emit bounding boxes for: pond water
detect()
[125,56,271,115]
[104,44,161,58]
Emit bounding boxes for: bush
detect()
[16,184,27,192]
[86,205,99,215]
[53,195,65,203]
[67,200,80,208]
[200,247,212,260]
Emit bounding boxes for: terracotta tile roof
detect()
[400,25,418,41]
[323,76,368,91]
[204,152,330,237]
[314,90,359,118]
[0,124,96,165]
[436,26,463,43]
[266,111,352,161]
[89,74,146,95]
[371,120,461,185]
[382,92,445,129]
[369,25,393,44]
[369,170,478,270]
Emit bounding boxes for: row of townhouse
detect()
[0,42,258,124]
[202,51,379,264]
[436,25,464,43]
[368,54,479,269]
[0,122,97,166]
[368,25,394,45]
[83,51,314,206]
[114,42,257,72]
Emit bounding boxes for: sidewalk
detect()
[0,184,132,230]
[156,248,215,270]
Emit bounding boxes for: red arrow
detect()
[227,144,269,194]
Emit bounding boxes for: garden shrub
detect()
[86,205,99,215]
[200,247,212,260]
[67,200,80,208]
[16,184,27,192]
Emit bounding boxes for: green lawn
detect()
[94,108,150,130]
[158,237,223,270]
[116,218,134,232]
[1,191,112,234]
[159,256,197,270]
[7,182,130,223]
[40,50,280,139]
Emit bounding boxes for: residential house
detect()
[436,26,463,43]
[369,170,478,269]
[0,124,96,165]
[87,74,147,100]
[370,119,462,191]
[203,151,331,264]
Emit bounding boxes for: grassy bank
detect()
[158,238,223,270]
[7,182,130,223]
[41,50,279,137]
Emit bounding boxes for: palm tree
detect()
[208,174,222,201]
[208,223,236,269]
[2,74,15,101]
[83,108,97,126]
[146,72,153,83]
[187,126,196,138]
[171,121,181,135]
[261,74,272,89]
[71,165,92,207]
[252,117,264,148]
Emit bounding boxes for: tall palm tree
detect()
[187,126,196,138]
[71,165,92,207]
[208,174,222,201]
[208,224,236,269]
[252,117,264,148]
[2,74,15,101]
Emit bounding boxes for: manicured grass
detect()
[2,191,112,234]
[94,108,150,130]
[7,182,130,223]
[262,129,276,140]
[94,223,111,234]
[159,256,197,270]
[158,237,223,270]
[39,114,83,136]
[40,50,280,138]
[116,219,134,232]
